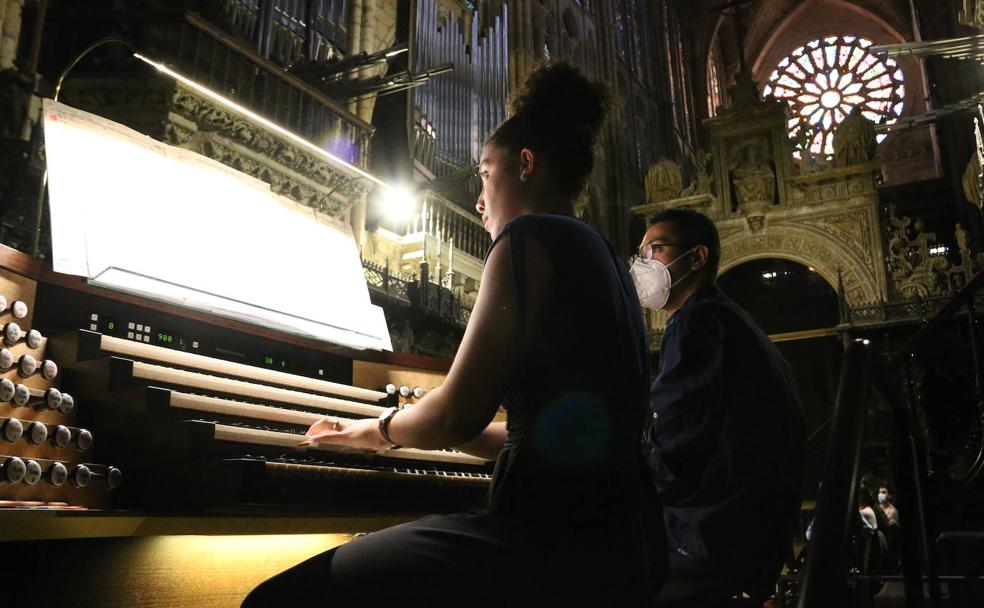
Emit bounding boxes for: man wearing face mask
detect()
[878,485,899,526]
[630,208,806,606]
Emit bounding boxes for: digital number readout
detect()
[263,355,288,369]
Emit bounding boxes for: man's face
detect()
[637,221,692,280]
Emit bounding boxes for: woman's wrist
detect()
[377,406,402,448]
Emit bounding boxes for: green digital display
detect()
[107,321,116,331]
[263,355,287,369]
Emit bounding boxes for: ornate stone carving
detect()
[0,0,25,71]
[168,86,371,214]
[731,140,776,208]
[792,162,881,206]
[681,148,714,196]
[198,134,357,217]
[959,0,984,29]
[957,222,970,256]
[884,208,982,298]
[644,158,684,204]
[832,109,877,167]
[729,140,775,230]
[963,151,981,208]
[800,210,875,267]
[794,127,831,174]
[719,224,882,306]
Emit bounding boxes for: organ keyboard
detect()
[50,321,492,512]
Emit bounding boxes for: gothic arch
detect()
[719,223,881,306]
[750,0,909,81]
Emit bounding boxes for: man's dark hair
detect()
[647,208,721,275]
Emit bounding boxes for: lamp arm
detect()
[320,174,370,213]
[33,37,138,258]
[53,37,137,102]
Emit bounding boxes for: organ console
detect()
[0,242,490,518]
[0,235,493,605]
[3,55,495,603]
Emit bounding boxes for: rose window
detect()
[763,35,905,158]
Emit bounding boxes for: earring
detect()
[520,172,528,183]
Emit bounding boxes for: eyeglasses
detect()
[634,242,693,263]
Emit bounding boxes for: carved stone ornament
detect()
[725,70,762,111]
[959,0,984,29]
[168,86,372,216]
[644,158,684,204]
[832,109,877,168]
[884,207,982,298]
[719,223,881,306]
[963,151,982,209]
[682,148,714,197]
[731,140,776,208]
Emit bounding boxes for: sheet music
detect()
[42,99,392,351]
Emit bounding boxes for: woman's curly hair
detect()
[487,62,611,200]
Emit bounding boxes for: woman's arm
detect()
[306,229,551,452]
[455,421,507,460]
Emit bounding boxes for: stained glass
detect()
[765,35,904,158]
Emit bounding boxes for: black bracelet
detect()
[378,406,401,449]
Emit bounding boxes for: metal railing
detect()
[790,270,984,607]
[362,259,473,328]
[789,339,931,608]
[407,192,488,261]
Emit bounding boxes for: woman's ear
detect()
[519,148,535,178]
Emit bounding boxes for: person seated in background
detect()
[629,208,807,607]
[859,493,878,531]
[878,485,900,526]
[877,483,902,572]
[854,482,891,577]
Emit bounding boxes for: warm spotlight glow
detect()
[148,533,351,560]
[380,186,416,221]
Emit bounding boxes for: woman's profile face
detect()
[476,143,524,239]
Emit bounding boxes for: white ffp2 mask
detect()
[629,247,696,310]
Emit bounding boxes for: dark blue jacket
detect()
[648,285,805,590]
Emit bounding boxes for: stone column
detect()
[0,0,25,70]
[357,0,376,122]
[347,0,364,116]
[350,193,368,255]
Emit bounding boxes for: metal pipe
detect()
[797,339,873,608]
[32,36,137,259]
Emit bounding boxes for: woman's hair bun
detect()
[508,62,610,148]
[488,62,610,199]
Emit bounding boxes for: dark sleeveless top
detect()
[483,214,651,530]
